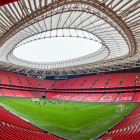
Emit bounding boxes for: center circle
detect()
[13,30,102,63]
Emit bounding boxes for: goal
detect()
[116,105,125,113]
[31,98,39,102]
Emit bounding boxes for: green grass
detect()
[0,97,139,140]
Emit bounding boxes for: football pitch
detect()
[0,97,139,140]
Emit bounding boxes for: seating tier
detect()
[53,80,67,88]
[0,107,43,132]
[12,90,27,97]
[30,91,45,98]
[106,73,123,88]
[82,93,103,102]
[17,74,30,87]
[93,74,111,88]
[27,76,40,88]
[23,91,35,98]
[80,75,99,88]
[49,93,68,100]
[1,89,15,97]
[70,93,90,101]
[99,105,140,140]
[133,92,140,102]
[121,73,136,87]
[60,93,78,100]
[0,71,10,85]
[97,93,118,102]
[114,93,134,103]
[0,90,4,96]
[70,76,88,88]
[40,79,55,88]
[8,72,21,86]
[0,107,64,140]
[136,72,140,86]
[61,78,78,88]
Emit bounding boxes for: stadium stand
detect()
[136,72,140,86]
[52,80,67,89]
[0,71,11,85]
[120,73,136,87]
[26,76,40,88]
[17,74,30,87]
[114,93,134,103]
[0,71,139,92]
[61,78,78,88]
[133,92,140,102]
[39,79,55,88]
[106,73,123,88]
[1,89,15,97]
[97,93,118,102]
[23,91,35,98]
[98,105,140,140]
[30,91,45,98]
[0,107,64,140]
[61,93,78,100]
[46,92,60,99]
[70,93,89,101]
[46,92,71,100]
[93,74,111,88]
[80,75,99,88]
[50,93,68,100]
[0,107,42,131]
[70,76,88,89]
[8,72,21,86]
[0,90,4,96]
[0,88,138,103]
[45,92,138,103]
[83,93,103,102]
[0,71,139,104]
[12,90,27,97]
[46,93,106,102]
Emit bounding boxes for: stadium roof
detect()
[0,0,140,76]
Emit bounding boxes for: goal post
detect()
[31,98,39,102]
[116,105,125,113]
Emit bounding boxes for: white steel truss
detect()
[0,0,140,76]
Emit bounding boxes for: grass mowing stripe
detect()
[73,110,116,131]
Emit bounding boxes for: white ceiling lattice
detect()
[0,0,140,76]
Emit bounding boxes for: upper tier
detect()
[0,71,138,89]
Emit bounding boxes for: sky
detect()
[13,37,102,63]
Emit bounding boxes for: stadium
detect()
[0,0,140,140]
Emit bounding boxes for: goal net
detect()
[116,105,125,113]
[31,98,39,102]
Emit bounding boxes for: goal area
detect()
[116,105,125,113]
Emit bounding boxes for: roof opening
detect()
[13,30,102,63]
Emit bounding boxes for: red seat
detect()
[0,107,65,140]
[99,105,140,140]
